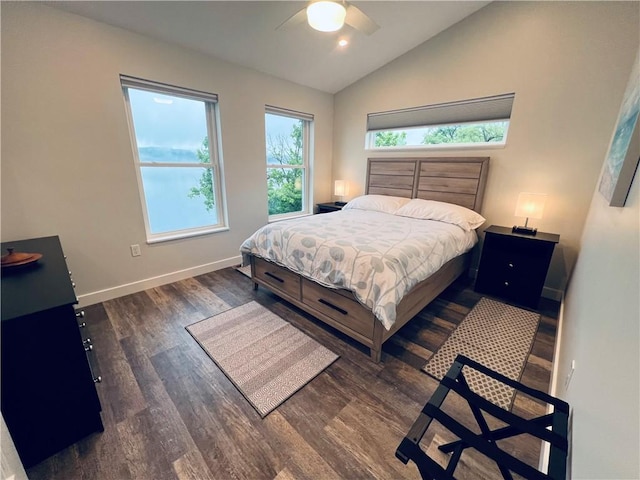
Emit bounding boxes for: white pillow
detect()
[395,198,486,231]
[342,194,411,215]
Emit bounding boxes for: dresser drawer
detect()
[302,278,375,338]
[253,257,302,300]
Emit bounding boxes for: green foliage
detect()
[267,122,304,215]
[267,169,303,215]
[422,122,506,145]
[187,137,215,212]
[375,131,407,147]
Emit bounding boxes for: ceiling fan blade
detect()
[276,8,307,31]
[344,4,379,35]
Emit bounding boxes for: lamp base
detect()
[512,225,537,236]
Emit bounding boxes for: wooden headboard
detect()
[365,157,489,212]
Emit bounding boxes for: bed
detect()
[241,157,489,362]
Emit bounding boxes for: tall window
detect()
[121,76,227,243]
[265,106,313,220]
[366,93,514,150]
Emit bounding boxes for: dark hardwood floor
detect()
[26,267,559,480]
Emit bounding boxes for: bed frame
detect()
[249,157,490,362]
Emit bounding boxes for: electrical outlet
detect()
[564,360,576,389]
[130,244,141,257]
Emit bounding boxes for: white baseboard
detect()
[538,293,566,473]
[77,255,242,308]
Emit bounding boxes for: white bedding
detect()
[240,209,477,330]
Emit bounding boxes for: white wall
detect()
[1,414,28,480]
[0,3,334,305]
[555,57,639,477]
[333,1,639,297]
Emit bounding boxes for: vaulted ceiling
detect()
[48,1,490,93]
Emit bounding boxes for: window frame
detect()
[121,76,228,244]
[264,106,314,222]
[365,120,511,151]
[365,93,514,151]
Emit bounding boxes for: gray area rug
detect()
[423,297,540,410]
[186,301,339,417]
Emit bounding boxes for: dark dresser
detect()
[1,235,103,468]
[475,225,560,309]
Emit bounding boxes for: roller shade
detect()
[367,93,514,131]
[120,75,218,103]
[266,105,314,122]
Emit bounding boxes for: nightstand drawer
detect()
[476,268,539,306]
[482,244,548,277]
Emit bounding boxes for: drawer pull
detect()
[76,310,85,318]
[85,344,93,352]
[318,298,348,316]
[78,322,87,328]
[508,263,514,268]
[504,281,509,287]
[264,271,284,283]
[93,376,102,383]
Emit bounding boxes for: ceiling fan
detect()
[277,1,380,36]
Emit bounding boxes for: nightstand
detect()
[316,202,344,214]
[475,225,559,309]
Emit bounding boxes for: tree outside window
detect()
[265,110,311,218]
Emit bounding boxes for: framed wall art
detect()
[598,51,640,207]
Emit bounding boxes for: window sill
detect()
[268,212,312,223]
[146,226,230,244]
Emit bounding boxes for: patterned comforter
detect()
[240,210,477,330]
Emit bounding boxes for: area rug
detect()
[186,301,339,417]
[422,297,540,410]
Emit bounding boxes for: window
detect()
[265,106,313,220]
[366,93,514,150]
[121,76,227,243]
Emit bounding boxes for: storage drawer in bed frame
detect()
[301,278,375,338]
[251,256,378,345]
[253,257,302,300]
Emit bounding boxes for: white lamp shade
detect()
[307,1,346,32]
[334,180,349,196]
[514,193,547,219]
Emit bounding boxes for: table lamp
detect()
[513,192,547,235]
[334,180,349,206]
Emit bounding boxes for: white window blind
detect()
[120,75,218,103]
[266,104,314,122]
[367,93,515,131]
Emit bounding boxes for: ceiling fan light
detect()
[307,1,346,32]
